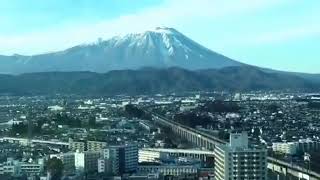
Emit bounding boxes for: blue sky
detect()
[0,0,319,73]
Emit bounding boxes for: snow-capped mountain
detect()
[0,27,243,74]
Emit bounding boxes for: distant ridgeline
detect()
[0,67,318,95]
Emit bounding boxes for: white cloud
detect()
[0,0,288,55]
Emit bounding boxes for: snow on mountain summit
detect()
[107,27,206,57]
[150,27,179,34]
[100,27,241,68]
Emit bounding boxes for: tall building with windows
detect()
[74,151,102,173]
[214,132,267,180]
[98,147,120,175]
[98,144,138,175]
[119,144,139,174]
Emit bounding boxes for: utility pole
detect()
[27,116,32,147]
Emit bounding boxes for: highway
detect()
[0,137,69,147]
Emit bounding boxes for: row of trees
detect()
[10,123,28,136]
[174,112,213,128]
[308,102,320,109]
[124,104,151,120]
[10,113,98,137]
[53,113,98,128]
[54,113,82,128]
[200,100,241,113]
[10,118,52,137]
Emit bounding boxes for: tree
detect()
[266,104,280,112]
[54,113,82,128]
[88,116,96,128]
[173,112,212,128]
[47,157,63,180]
[124,104,151,120]
[10,122,28,136]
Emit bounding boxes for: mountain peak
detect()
[0,27,243,74]
[151,27,179,34]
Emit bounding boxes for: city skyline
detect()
[0,0,319,73]
[1,1,320,179]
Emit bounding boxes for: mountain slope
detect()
[257,67,320,84]
[0,27,242,74]
[0,67,317,95]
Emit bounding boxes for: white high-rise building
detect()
[214,132,267,180]
[74,151,101,173]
